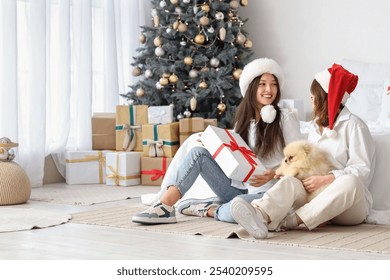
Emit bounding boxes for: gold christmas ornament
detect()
[236,32,246,45]
[199,16,209,26]
[138,33,146,44]
[172,20,179,30]
[184,56,193,65]
[178,22,187,32]
[200,66,209,72]
[217,102,227,112]
[201,4,210,13]
[132,67,142,76]
[153,36,162,47]
[153,16,160,27]
[230,0,240,9]
[194,34,205,44]
[162,72,171,78]
[219,27,226,41]
[240,0,249,6]
[136,88,145,97]
[244,39,253,48]
[159,77,169,86]
[170,0,179,5]
[190,96,197,111]
[199,80,208,89]
[233,68,243,80]
[169,73,178,83]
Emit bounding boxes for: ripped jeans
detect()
[174,146,265,223]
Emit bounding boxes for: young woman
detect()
[132,58,301,225]
[230,64,376,238]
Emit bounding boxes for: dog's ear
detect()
[302,142,312,155]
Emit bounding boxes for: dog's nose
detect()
[284,159,288,163]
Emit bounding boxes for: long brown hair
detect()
[310,79,329,127]
[233,75,285,158]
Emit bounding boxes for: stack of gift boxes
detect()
[65,104,217,187]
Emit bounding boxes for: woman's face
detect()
[256,73,278,108]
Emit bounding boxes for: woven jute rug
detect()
[0,207,71,233]
[30,184,159,205]
[70,200,390,254]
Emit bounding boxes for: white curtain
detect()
[0,0,151,187]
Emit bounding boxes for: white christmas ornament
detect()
[260,105,277,123]
[189,69,198,78]
[183,0,190,3]
[156,82,163,89]
[210,57,220,67]
[155,47,165,57]
[160,1,167,8]
[145,69,153,78]
[215,12,224,20]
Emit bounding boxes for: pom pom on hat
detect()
[314,64,358,137]
[239,58,284,97]
[260,105,277,123]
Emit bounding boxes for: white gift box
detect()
[105,152,141,186]
[148,106,174,124]
[65,150,108,184]
[200,126,266,182]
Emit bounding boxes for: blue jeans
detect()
[174,146,265,224]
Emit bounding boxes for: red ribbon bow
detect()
[212,129,257,182]
[141,157,167,181]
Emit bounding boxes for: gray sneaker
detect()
[230,197,268,239]
[176,197,222,217]
[132,201,176,224]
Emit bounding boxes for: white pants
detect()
[251,175,367,230]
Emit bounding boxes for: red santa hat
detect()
[239,57,284,97]
[314,64,358,137]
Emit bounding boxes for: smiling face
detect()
[256,73,278,108]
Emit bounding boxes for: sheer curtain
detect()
[0,0,150,187]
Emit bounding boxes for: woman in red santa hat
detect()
[132,57,301,225]
[231,64,376,238]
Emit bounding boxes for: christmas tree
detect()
[123,0,253,128]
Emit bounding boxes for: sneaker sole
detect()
[230,197,268,239]
[177,197,222,214]
[132,216,177,225]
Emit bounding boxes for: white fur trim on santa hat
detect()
[260,105,277,123]
[314,69,331,93]
[239,58,284,97]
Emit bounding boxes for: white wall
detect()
[240,0,390,120]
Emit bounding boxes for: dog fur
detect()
[275,140,334,201]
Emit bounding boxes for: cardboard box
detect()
[200,126,266,182]
[179,117,205,145]
[142,122,179,158]
[105,152,141,186]
[115,105,148,151]
[65,150,108,184]
[148,105,174,124]
[92,113,116,150]
[141,157,172,186]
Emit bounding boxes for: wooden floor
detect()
[1,183,390,260]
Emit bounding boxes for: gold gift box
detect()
[92,113,116,150]
[115,105,148,151]
[179,117,218,145]
[141,157,172,186]
[142,122,179,158]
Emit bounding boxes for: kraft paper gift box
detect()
[179,117,205,145]
[105,152,141,186]
[200,126,266,182]
[141,157,172,186]
[65,150,108,184]
[204,118,218,128]
[115,105,148,152]
[142,122,180,158]
[92,112,116,150]
[148,105,174,124]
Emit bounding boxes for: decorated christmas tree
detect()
[122,0,253,128]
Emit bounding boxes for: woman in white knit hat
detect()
[132,57,301,225]
[231,64,376,238]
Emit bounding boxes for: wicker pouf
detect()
[0,161,31,205]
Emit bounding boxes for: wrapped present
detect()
[92,113,116,150]
[116,105,148,151]
[141,157,172,186]
[105,152,141,186]
[142,122,179,158]
[148,105,174,124]
[65,150,108,184]
[204,118,218,128]
[200,126,266,182]
[179,117,205,145]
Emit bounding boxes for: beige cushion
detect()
[0,162,31,205]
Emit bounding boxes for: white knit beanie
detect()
[239,57,284,97]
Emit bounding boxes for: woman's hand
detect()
[249,169,275,187]
[302,174,335,193]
